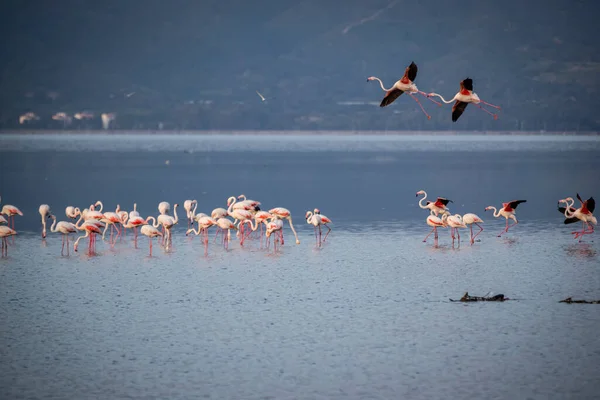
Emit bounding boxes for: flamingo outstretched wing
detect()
[380,88,404,107]
[461,78,473,91]
[404,62,418,82]
[503,200,527,211]
[452,101,468,122]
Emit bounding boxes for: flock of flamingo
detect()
[0,195,333,258]
[0,188,595,258]
[416,190,596,245]
[368,61,502,121]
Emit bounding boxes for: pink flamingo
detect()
[485,200,527,237]
[305,211,327,247]
[0,196,24,233]
[140,222,162,257]
[268,207,300,245]
[95,201,122,245]
[313,208,333,242]
[49,215,77,256]
[0,226,17,257]
[427,78,501,122]
[558,194,596,241]
[65,206,80,220]
[367,61,442,119]
[423,212,446,243]
[123,215,151,248]
[265,218,284,251]
[73,221,104,254]
[462,213,484,244]
[416,190,452,216]
[156,204,179,249]
[39,204,52,238]
[445,214,467,242]
[214,217,237,249]
[184,199,198,229]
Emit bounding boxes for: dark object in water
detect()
[450,292,509,302]
[559,297,600,304]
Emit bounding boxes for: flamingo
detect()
[184,199,198,229]
[446,214,467,242]
[0,226,17,257]
[65,206,80,220]
[485,200,527,237]
[313,208,333,241]
[427,78,501,122]
[367,61,442,119]
[416,190,452,216]
[253,211,273,242]
[462,213,484,244]
[140,222,162,257]
[192,215,218,245]
[423,212,445,243]
[73,221,103,254]
[214,217,237,249]
[268,207,301,245]
[157,204,179,248]
[95,201,122,244]
[123,215,150,247]
[236,194,261,210]
[558,194,596,240]
[265,218,284,251]
[49,215,77,256]
[305,211,326,247]
[0,197,24,232]
[158,201,170,215]
[39,204,52,238]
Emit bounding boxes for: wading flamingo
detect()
[367,61,442,119]
[0,197,24,232]
[49,215,77,256]
[462,213,484,244]
[73,221,103,254]
[446,214,467,242]
[416,190,452,216]
[184,199,198,229]
[313,208,333,241]
[305,211,326,247]
[269,207,300,245]
[157,204,179,249]
[140,222,162,257]
[65,206,80,220]
[423,212,445,243]
[558,195,596,240]
[485,200,527,237]
[215,217,237,249]
[39,204,52,238]
[427,78,501,122]
[265,218,284,251]
[0,226,17,257]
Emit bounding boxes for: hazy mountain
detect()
[1,0,598,131]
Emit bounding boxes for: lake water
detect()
[1,132,599,399]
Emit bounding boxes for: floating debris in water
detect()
[450,292,510,302]
[559,297,600,304]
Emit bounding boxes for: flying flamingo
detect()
[0,226,17,257]
[558,194,596,240]
[49,215,77,256]
[39,204,52,238]
[423,212,446,242]
[367,61,442,119]
[140,222,162,257]
[416,190,452,216]
[462,213,484,244]
[0,197,24,232]
[268,207,301,245]
[485,200,527,237]
[427,78,501,122]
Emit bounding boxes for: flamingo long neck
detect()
[427,93,457,104]
[227,197,237,214]
[50,217,58,233]
[73,231,90,247]
[489,206,501,218]
[286,216,300,243]
[306,211,313,224]
[186,227,200,235]
[372,77,393,91]
[191,202,198,219]
[563,198,576,218]
[95,201,104,212]
[147,216,159,228]
[418,192,428,209]
[172,205,179,224]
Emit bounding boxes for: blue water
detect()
[0,132,599,399]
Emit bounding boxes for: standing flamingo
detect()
[268,207,301,245]
[485,200,527,237]
[313,208,333,241]
[214,217,237,249]
[49,215,77,256]
[39,204,52,238]
[265,218,284,251]
[184,199,198,229]
[305,211,325,247]
[73,221,104,254]
[423,212,446,243]
[446,214,467,242]
[462,213,484,244]
[123,215,150,248]
[0,226,17,257]
[427,78,501,122]
[65,206,80,220]
[367,61,442,119]
[416,190,452,216]
[0,197,24,232]
[140,221,162,257]
[157,204,179,249]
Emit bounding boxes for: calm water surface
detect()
[1,133,599,399]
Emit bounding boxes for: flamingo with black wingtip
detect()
[485,200,527,237]
[428,78,501,122]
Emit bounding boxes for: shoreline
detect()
[1,129,599,136]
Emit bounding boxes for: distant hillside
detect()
[0,0,598,131]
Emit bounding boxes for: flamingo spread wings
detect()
[452,78,474,122]
[576,193,595,214]
[503,200,527,212]
[379,61,418,108]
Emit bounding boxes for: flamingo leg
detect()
[417,91,442,106]
[318,224,322,247]
[479,99,501,109]
[66,234,70,256]
[149,237,153,257]
[474,103,498,120]
[408,93,432,120]
[472,223,484,242]
[323,225,332,242]
[423,227,436,242]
